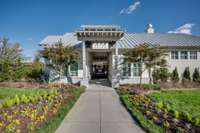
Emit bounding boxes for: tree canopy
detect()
[123,43,167,85]
[41,41,79,81]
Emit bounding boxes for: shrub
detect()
[14,95,20,105]
[21,94,29,104]
[152,69,160,83]
[182,67,191,82]
[193,117,200,126]
[159,68,170,82]
[171,67,179,82]
[2,98,14,107]
[152,68,170,82]
[156,101,164,109]
[173,110,180,119]
[192,68,200,83]
[184,112,192,122]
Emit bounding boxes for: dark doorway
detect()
[90,52,109,79]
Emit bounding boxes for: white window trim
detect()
[180,51,188,60]
[171,51,179,60]
[190,51,198,60]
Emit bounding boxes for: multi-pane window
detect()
[190,51,197,60]
[122,63,131,76]
[70,63,78,76]
[181,51,188,59]
[171,51,179,59]
[133,63,141,76]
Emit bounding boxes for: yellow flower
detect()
[0,121,4,127]
[16,129,21,133]
[15,119,20,125]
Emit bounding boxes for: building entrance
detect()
[90,52,109,79]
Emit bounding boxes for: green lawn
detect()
[147,90,200,117]
[0,87,49,102]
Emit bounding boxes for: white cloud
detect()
[120,1,141,15]
[168,23,195,35]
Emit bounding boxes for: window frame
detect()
[133,63,141,77]
[70,62,79,76]
[180,51,188,60]
[190,51,197,60]
[122,63,131,77]
[171,51,179,60]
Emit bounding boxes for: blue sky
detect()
[0,0,200,59]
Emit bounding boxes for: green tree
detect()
[123,43,167,86]
[182,67,191,82]
[26,55,43,81]
[192,68,200,83]
[41,41,79,82]
[171,67,179,82]
[0,38,24,81]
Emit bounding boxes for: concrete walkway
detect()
[56,80,144,133]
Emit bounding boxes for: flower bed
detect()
[0,85,85,133]
[117,87,200,133]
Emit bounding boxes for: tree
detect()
[182,67,191,82]
[171,67,179,82]
[0,38,24,81]
[41,41,79,82]
[26,55,43,81]
[123,43,167,86]
[192,68,200,83]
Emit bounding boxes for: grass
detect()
[0,87,49,102]
[147,90,200,117]
[120,95,165,133]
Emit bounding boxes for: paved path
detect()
[56,80,144,133]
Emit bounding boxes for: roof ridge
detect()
[125,32,200,37]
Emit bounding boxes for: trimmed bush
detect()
[182,67,191,82]
[171,67,179,82]
[192,68,200,83]
[152,67,170,82]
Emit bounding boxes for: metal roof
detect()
[40,33,81,47]
[117,33,200,48]
[40,32,200,48]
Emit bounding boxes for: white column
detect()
[112,43,120,88]
[131,63,134,78]
[82,41,86,78]
[80,41,89,87]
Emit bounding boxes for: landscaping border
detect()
[120,95,165,133]
[36,87,85,133]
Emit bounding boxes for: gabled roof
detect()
[40,32,200,48]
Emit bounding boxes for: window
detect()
[97,29,103,31]
[171,51,179,59]
[70,63,78,76]
[105,29,111,31]
[122,63,131,76]
[133,63,141,76]
[190,51,197,60]
[181,51,188,59]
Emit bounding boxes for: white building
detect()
[40,24,200,87]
